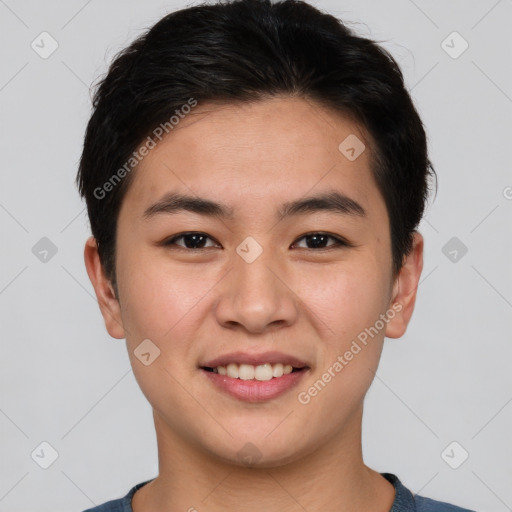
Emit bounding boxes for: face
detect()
[86,96,423,468]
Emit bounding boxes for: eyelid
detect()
[162,232,220,249]
[161,231,353,250]
[292,232,353,249]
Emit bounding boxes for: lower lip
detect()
[201,368,308,402]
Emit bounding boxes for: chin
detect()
[207,434,313,470]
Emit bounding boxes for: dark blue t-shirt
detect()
[82,473,475,511]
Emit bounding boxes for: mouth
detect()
[198,352,310,402]
[200,363,307,381]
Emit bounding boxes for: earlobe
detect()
[385,232,424,339]
[83,236,125,339]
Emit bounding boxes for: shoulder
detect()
[415,495,476,512]
[81,497,125,512]
[80,479,154,512]
[381,473,476,512]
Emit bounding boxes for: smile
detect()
[202,362,303,381]
[200,365,309,402]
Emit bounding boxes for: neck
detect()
[132,406,395,512]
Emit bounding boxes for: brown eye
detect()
[163,232,219,250]
[161,231,351,251]
[292,233,350,250]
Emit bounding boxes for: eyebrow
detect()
[142,190,366,221]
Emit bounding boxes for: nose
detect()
[214,247,299,335]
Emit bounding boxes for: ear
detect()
[385,232,424,339]
[83,236,125,339]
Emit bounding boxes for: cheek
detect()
[301,260,390,341]
[298,260,390,403]
[117,253,212,410]
[116,248,207,351]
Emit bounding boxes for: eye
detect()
[291,232,350,250]
[161,231,351,251]
[162,232,219,250]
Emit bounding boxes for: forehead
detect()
[121,97,382,218]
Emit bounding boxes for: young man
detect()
[78,0,475,510]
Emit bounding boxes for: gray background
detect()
[1,0,511,510]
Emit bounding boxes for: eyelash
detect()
[161,232,352,251]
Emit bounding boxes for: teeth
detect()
[272,363,284,378]
[254,364,272,381]
[226,363,238,379]
[213,362,297,381]
[239,364,255,380]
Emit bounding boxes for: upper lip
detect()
[201,351,309,369]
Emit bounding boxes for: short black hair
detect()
[76,0,436,294]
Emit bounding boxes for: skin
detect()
[84,96,423,512]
